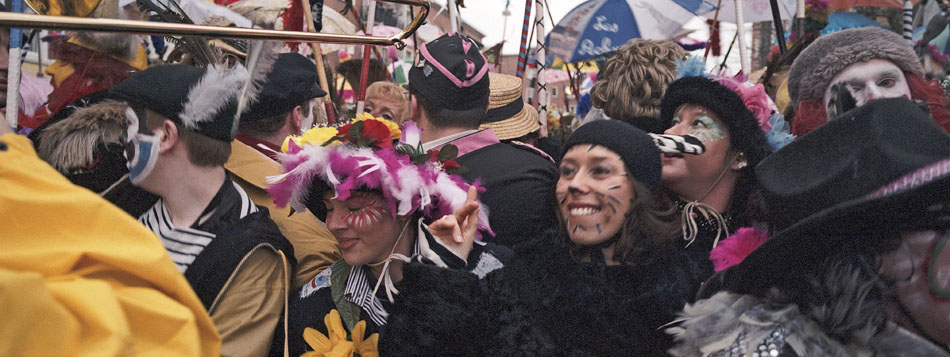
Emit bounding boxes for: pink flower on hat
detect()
[715,75,774,131]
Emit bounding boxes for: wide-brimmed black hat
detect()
[660,76,772,171]
[720,97,950,294]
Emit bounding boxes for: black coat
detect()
[457,142,558,247]
[379,232,708,355]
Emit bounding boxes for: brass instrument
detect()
[0,0,429,50]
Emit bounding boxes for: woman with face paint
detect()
[378,120,710,355]
[658,72,775,279]
[670,98,950,355]
[266,118,511,356]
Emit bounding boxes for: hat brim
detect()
[722,169,950,295]
[479,105,540,140]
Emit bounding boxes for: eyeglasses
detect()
[929,230,950,298]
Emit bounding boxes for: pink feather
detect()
[709,227,770,272]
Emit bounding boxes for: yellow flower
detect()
[301,126,341,147]
[351,320,379,357]
[547,112,561,132]
[354,112,401,140]
[281,135,303,153]
[300,310,354,357]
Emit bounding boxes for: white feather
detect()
[179,65,248,129]
[235,41,278,119]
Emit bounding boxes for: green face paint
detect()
[688,115,725,143]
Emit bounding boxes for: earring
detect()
[736,152,748,169]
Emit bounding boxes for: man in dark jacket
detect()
[408,33,557,247]
[111,64,295,356]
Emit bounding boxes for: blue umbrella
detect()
[545,0,713,64]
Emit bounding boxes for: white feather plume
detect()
[179,65,248,129]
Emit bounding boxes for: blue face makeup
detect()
[672,106,725,143]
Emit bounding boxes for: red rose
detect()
[361,120,394,148]
[337,120,394,148]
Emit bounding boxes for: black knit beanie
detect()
[561,120,662,196]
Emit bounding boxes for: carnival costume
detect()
[379,120,709,355]
[110,63,297,356]
[266,116,512,356]
[669,98,950,356]
[0,132,219,356]
[661,57,791,278]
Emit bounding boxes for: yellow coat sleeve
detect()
[0,133,221,356]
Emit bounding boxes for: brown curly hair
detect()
[590,39,686,132]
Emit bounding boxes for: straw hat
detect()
[479,72,540,140]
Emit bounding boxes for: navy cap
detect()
[110,64,245,142]
[408,33,490,110]
[243,53,327,121]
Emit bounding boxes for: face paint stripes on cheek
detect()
[341,196,387,228]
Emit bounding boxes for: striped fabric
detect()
[649,133,706,155]
[903,0,913,41]
[140,182,258,273]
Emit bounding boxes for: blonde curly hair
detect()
[590,39,686,131]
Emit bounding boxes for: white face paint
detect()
[299,99,316,135]
[823,59,912,115]
[121,107,162,186]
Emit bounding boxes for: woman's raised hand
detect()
[430,186,480,260]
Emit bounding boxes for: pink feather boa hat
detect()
[267,115,494,238]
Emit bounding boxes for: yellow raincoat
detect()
[0,133,220,356]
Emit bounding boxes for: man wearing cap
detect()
[110,64,295,356]
[409,34,557,246]
[787,27,950,136]
[227,52,341,290]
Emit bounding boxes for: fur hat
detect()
[787,27,924,104]
[660,76,772,172]
[36,100,130,193]
[720,98,950,295]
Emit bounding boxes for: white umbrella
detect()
[703,0,797,23]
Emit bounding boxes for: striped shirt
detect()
[140,180,258,273]
[338,221,505,327]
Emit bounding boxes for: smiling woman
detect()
[379,120,709,355]
[266,117,512,356]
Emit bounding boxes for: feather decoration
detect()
[233,40,278,134]
[268,139,495,239]
[136,0,218,66]
[37,100,128,172]
[708,227,770,272]
[765,112,796,150]
[179,64,249,129]
[675,56,707,79]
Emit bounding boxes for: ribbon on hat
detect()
[483,97,525,124]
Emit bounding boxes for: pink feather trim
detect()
[266,142,495,239]
[709,227,770,272]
